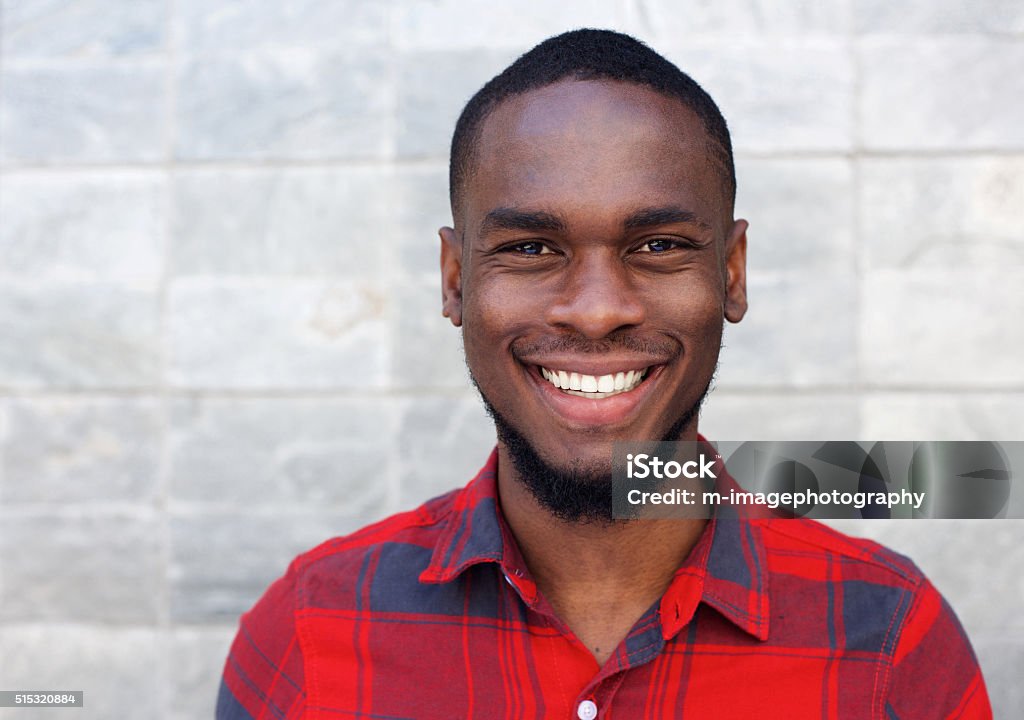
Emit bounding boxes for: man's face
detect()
[441,79,748,488]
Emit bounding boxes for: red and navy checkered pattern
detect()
[218,448,991,719]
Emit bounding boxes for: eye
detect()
[506,241,554,256]
[636,238,681,253]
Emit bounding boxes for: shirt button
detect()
[577,699,598,720]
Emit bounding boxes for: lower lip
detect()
[527,364,664,428]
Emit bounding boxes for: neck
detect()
[496,445,707,665]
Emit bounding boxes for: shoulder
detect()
[755,519,928,656]
[757,518,925,581]
[216,488,464,718]
[758,517,923,587]
[276,486,464,609]
[752,520,990,717]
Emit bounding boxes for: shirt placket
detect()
[571,610,667,719]
[572,671,627,719]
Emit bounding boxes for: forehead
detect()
[466,79,727,234]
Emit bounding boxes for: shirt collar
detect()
[419,444,770,641]
[657,502,771,642]
[419,448,538,598]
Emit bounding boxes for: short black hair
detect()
[448,28,736,223]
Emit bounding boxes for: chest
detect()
[296,602,882,720]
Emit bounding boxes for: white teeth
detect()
[539,366,649,398]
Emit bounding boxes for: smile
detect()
[539,366,649,399]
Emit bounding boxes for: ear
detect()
[439,226,464,327]
[723,219,748,324]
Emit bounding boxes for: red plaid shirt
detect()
[218,448,991,719]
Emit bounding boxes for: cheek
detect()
[464,270,551,334]
[461,275,538,378]
[644,274,725,337]
[463,280,513,344]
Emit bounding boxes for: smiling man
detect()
[218,30,991,719]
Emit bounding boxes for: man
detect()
[218,30,991,719]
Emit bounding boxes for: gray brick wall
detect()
[0,1,1020,717]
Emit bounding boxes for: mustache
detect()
[511,331,681,359]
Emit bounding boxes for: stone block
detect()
[390,276,469,390]
[860,270,1024,387]
[2,397,161,504]
[0,625,160,720]
[735,158,854,272]
[861,393,1024,440]
[396,395,495,506]
[0,0,165,57]
[822,520,1024,636]
[169,627,236,720]
[0,283,160,389]
[176,0,387,51]
[861,38,1024,150]
[392,1,620,50]
[390,164,451,277]
[0,515,161,623]
[397,49,519,158]
[717,270,858,387]
[166,278,389,389]
[665,40,854,152]
[699,392,860,440]
[0,170,163,282]
[861,157,1024,269]
[175,48,392,161]
[627,0,849,37]
[168,396,397,512]
[171,167,388,277]
[854,0,1024,34]
[169,512,362,623]
[0,61,165,163]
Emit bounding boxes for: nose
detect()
[544,250,645,338]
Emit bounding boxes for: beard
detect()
[470,369,714,525]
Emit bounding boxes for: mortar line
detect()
[2,386,1024,400]
[2,148,1021,174]
[848,0,866,435]
[156,0,178,716]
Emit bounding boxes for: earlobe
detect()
[439,226,464,327]
[724,219,748,324]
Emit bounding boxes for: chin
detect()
[475,366,711,523]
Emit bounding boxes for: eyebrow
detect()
[478,208,566,237]
[624,206,712,233]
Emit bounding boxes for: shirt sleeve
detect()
[885,578,992,720]
[217,560,306,719]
